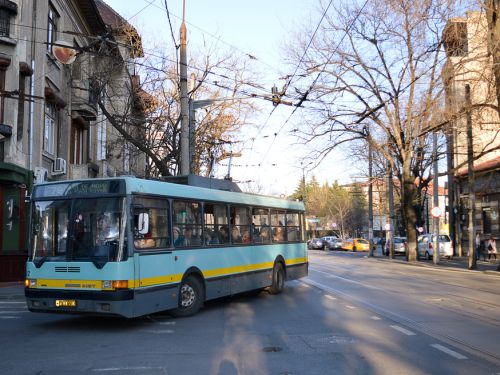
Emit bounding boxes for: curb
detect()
[371,256,500,276]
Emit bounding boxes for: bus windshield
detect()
[31,197,127,263]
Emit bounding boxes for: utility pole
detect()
[368,136,374,257]
[446,122,458,256]
[387,161,395,259]
[179,0,189,176]
[465,85,477,269]
[432,131,440,265]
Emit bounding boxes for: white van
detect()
[417,234,453,259]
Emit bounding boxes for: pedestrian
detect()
[486,236,497,261]
[475,232,482,261]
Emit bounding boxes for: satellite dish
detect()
[52,40,78,65]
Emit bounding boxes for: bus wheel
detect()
[171,276,204,317]
[269,263,285,295]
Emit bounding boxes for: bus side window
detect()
[132,198,170,250]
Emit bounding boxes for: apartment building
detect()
[443,11,500,248]
[0,0,146,281]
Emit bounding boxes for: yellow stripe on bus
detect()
[32,258,308,290]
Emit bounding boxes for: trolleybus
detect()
[25,176,308,318]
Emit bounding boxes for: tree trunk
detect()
[402,161,418,262]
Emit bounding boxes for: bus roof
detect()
[33,176,305,211]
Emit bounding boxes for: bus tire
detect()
[269,262,285,295]
[171,276,204,317]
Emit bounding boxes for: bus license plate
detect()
[55,300,76,307]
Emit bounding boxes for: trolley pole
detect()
[432,131,439,265]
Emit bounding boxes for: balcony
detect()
[71,79,97,121]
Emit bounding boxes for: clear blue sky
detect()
[104,0,354,195]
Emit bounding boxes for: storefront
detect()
[0,163,31,281]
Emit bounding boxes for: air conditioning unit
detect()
[52,158,67,175]
[34,167,49,184]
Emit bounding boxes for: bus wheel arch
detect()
[171,268,206,317]
[269,257,286,295]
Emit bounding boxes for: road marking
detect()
[390,325,416,336]
[157,321,176,325]
[301,284,311,288]
[370,316,381,320]
[140,329,174,334]
[325,295,336,300]
[0,301,26,304]
[309,268,383,290]
[346,305,356,309]
[0,316,20,319]
[92,366,167,372]
[0,310,28,314]
[431,344,468,359]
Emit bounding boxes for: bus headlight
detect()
[112,280,128,289]
[25,279,36,288]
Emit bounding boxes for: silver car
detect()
[417,234,453,259]
[384,237,407,255]
[322,236,343,250]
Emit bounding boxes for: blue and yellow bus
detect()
[25,176,308,318]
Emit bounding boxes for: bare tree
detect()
[284,0,454,261]
[86,26,259,179]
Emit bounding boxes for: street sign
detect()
[307,218,320,223]
[431,206,442,218]
[384,223,391,231]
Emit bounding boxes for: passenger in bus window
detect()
[242,230,251,244]
[219,225,229,244]
[183,227,193,246]
[173,226,186,247]
[231,226,241,243]
[260,226,270,242]
[287,220,297,241]
[274,225,284,242]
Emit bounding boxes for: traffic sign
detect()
[431,206,442,218]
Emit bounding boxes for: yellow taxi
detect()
[342,238,371,251]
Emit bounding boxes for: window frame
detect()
[47,3,59,54]
[132,196,170,251]
[44,102,57,155]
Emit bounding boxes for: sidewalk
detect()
[0,281,25,301]
[372,253,500,275]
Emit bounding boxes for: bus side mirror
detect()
[137,213,149,235]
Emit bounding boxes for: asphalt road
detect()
[0,251,499,375]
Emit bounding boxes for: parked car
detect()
[384,237,407,255]
[342,238,370,251]
[417,234,453,259]
[323,236,343,250]
[308,237,327,250]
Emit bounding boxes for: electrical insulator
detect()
[271,85,280,107]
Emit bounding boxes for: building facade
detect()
[0,0,146,281]
[443,11,500,254]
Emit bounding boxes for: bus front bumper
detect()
[25,288,136,318]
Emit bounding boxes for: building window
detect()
[0,9,10,37]
[44,103,57,155]
[97,120,106,160]
[70,123,84,164]
[0,1,17,38]
[483,208,493,235]
[0,68,5,124]
[47,4,59,54]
